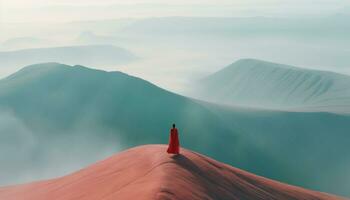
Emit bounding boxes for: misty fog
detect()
[1,1,350,197]
[0,15,349,93]
[0,108,123,185]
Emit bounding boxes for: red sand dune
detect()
[0,145,346,200]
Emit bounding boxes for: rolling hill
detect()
[191,59,350,113]
[0,62,237,186]
[0,145,344,200]
[1,63,350,197]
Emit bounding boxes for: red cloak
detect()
[167,128,180,154]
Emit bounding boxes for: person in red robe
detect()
[167,123,180,154]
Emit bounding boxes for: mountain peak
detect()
[229,58,305,72]
[229,59,347,77]
[0,145,342,200]
[3,62,127,81]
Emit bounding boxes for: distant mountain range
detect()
[1,63,350,197]
[192,59,350,113]
[75,31,128,46]
[0,37,51,51]
[119,16,350,38]
[0,145,344,200]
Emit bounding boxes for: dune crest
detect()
[0,145,345,200]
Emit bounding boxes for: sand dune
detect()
[0,145,344,200]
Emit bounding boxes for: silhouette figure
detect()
[167,123,180,154]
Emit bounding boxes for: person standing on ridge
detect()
[167,123,180,154]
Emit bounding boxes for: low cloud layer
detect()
[0,108,123,185]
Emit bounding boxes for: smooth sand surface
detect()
[0,145,345,200]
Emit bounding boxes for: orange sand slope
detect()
[0,145,346,200]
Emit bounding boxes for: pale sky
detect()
[0,0,349,23]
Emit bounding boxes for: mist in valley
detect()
[0,107,124,185]
[1,0,350,197]
[1,1,350,90]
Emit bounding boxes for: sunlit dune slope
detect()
[0,145,345,200]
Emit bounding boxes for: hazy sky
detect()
[0,0,349,23]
